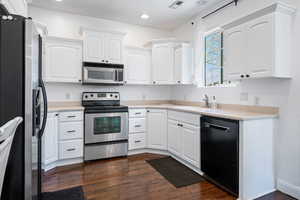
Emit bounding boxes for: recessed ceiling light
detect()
[55,0,63,2]
[141,14,149,20]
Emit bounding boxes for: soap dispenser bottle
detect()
[211,96,218,109]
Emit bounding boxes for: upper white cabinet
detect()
[174,44,193,85]
[147,109,167,150]
[81,28,126,64]
[0,0,27,16]
[152,43,174,84]
[44,37,83,83]
[124,46,151,84]
[223,2,296,80]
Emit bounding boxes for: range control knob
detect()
[110,94,113,97]
[115,95,118,98]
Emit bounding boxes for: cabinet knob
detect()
[246,74,250,78]
[124,81,127,84]
[106,60,109,63]
[147,110,150,113]
[102,60,105,62]
[177,81,181,84]
[240,75,245,78]
[153,81,156,84]
[55,114,59,117]
[78,80,82,82]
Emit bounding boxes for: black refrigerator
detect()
[0,5,48,200]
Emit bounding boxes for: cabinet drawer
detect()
[168,110,200,126]
[59,122,83,140]
[59,111,83,122]
[129,109,146,118]
[129,133,146,150]
[59,140,83,159]
[129,118,146,133]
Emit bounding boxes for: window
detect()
[204,31,223,86]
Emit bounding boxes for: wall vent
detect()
[169,0,184,9]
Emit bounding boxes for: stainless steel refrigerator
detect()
[0,6,48,200]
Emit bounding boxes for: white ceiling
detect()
[29,0,223,30]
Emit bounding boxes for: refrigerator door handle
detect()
[39,80,48,138]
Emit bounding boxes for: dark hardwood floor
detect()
[43,153,295,200]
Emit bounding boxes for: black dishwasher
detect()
[201,116,239,196]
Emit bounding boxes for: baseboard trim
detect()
[277,179,300,199]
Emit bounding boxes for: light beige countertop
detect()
[48,101,279,121]
[48,102,84,112]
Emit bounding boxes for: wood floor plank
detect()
[43,153,293,200]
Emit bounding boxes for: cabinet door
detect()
[223,24,247,80]
[125,48,151,84]
[105,34,123,64]
[152,44,174,84]
[167,120,182,157]
[83,32,105,63]
[42,113,58,165]
[174,47,183,84]
[182,123,200,168]
[1,0,27,16]
[246,14,274,78]
[44,38,82,83]
[147,110,167,150]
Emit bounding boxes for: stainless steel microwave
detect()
[82,62,124,85]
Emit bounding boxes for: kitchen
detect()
[0,0,299,200]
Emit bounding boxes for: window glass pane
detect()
[94,116,121,134]
[205,32,223,86]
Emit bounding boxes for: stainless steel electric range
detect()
[82,92,129,161]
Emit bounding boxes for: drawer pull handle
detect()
[135,112,142,115]
[135,125,142,128]
[134,140,141,143]
[177,124,183,127]
[67,148,76,152]
[67,130,76,133]
[67,116,76,118]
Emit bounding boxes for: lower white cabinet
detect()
[129,133,146,150]
[167,112,200,168]
[147,109,167,150]
[42,110,83,171]
[181,123,200,168]
[59,140,83,160]
[167,119,182,157]
[42,113,59,166]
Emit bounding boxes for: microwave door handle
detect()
[115,70,118,81]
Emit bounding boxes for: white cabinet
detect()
[174,44,193,85]
[147,109,167,150]
[223,24,247,80]
[44,37,82,83]
[0,0,27,16]
[152,43,174,84]
[246,14,274,78]
[128,109,147,151]
[167,119,182,157]
[82,29,125,64]
[125,47,151,84]
[223,3,296,80]
[181,124,200,168]
[42,113,59,166]
[129,133,146,150]
[167,111,200,168]
[42,110,83,171]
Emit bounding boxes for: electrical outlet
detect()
[240,92,248,101]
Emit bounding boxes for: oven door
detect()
[85,112,128,144]
[83,67,123,84]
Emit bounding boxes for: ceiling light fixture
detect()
[141,14,149,20]
[55,0,63,2]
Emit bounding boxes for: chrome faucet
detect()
[203,94,210,108]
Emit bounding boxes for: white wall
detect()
[172,0,300,198]
[28,6,173,102]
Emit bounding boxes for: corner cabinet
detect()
[124,46,152,85]
[147,109,167,150]
[223,2,296,80]
[43,37,83,83]
[81,28,126,64]
[152,43,174,85]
